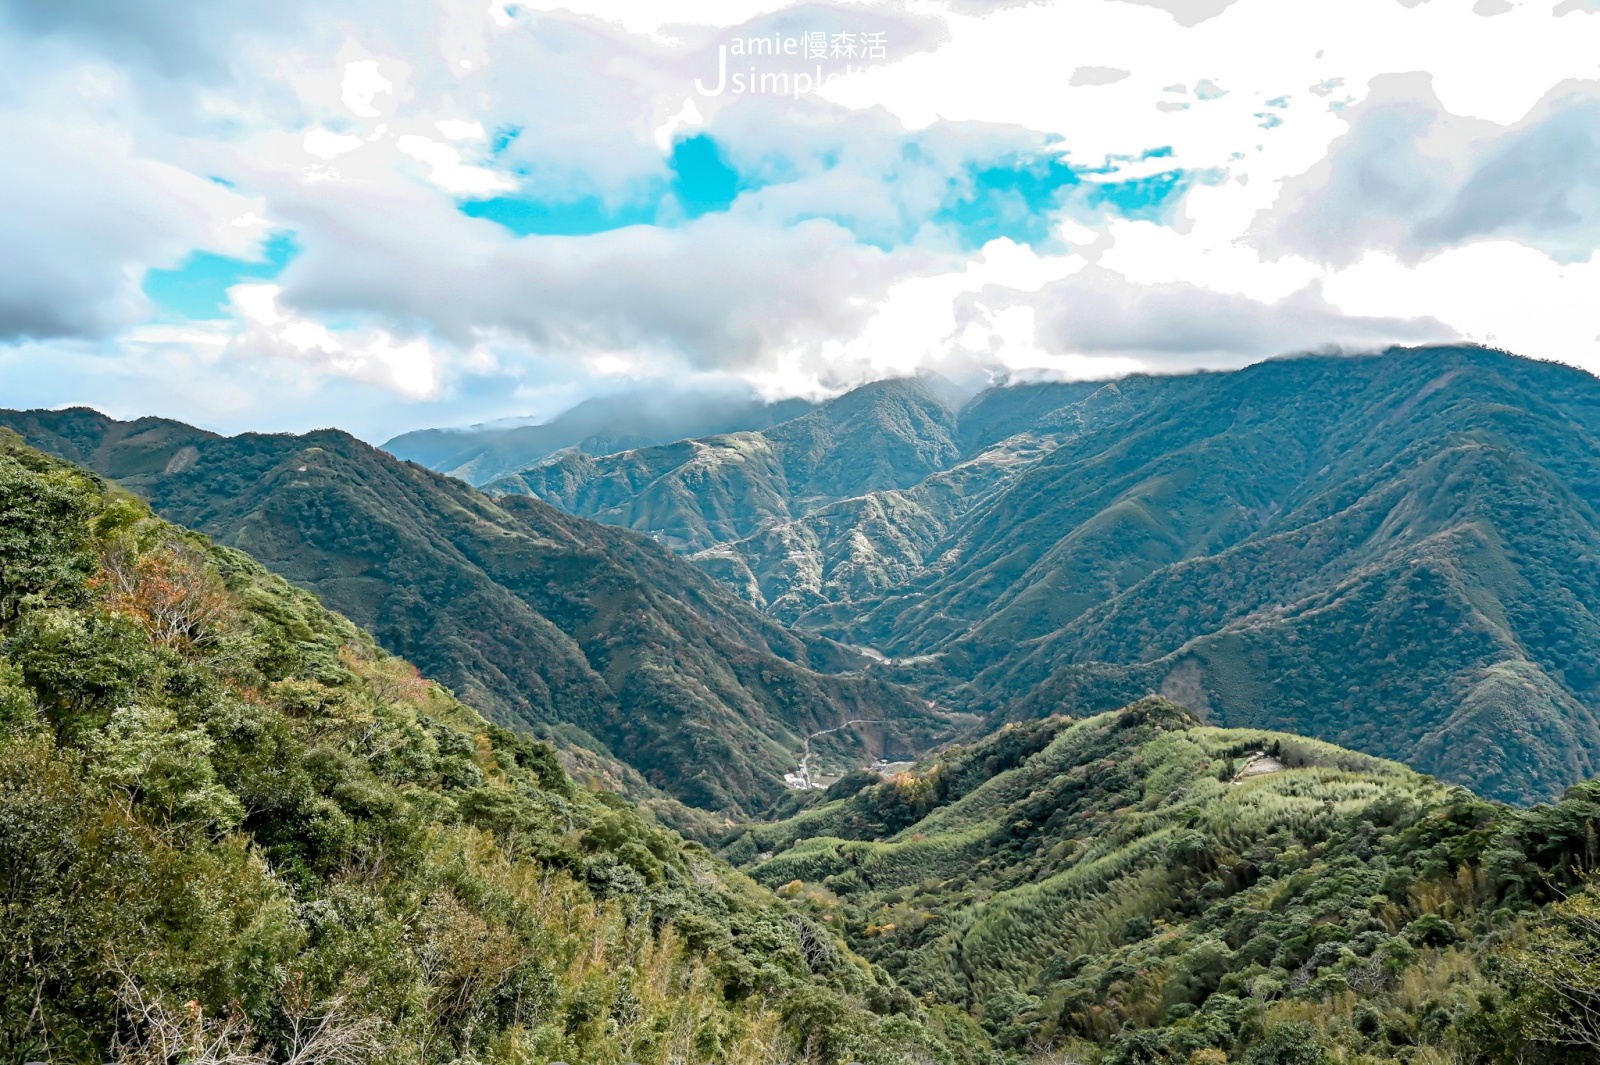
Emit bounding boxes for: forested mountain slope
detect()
[729,697,1600,1064]
[488,347,1600,804]
[0,433,953,1065]
[489,377,974,552]
[901,348,1600,805]
[9,429,1600,1065]
[0,409,953,817]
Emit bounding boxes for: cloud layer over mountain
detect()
[0,0,1596,439]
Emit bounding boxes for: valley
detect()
[6,344,1600,1064]
[470,346,1600,806]
[10,0,1600,1059]
[0,407,958,823]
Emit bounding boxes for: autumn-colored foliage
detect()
[95,541,234,650]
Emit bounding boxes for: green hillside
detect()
[482,347,1600,804]
[0,409,954,819]
[688,380,1117,625]
[0,432,955,1065]
[491,377,967,553]
[728,697,1600,1064]
[896,347,1600,805]
[9,428,1600,1065]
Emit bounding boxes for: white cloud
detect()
[304,127,364,159]
[340,59,394,117]
[1069,66,1132,87]
[0,110,262,341]
[653,97,704,149]
[1030,268,1452,366]
[513,0,795,36]
[1254,74,1600,266]
[268,172,936,369]
[435,118,486,140]
[750,236,1450,394]
[394,134,515,193]
[231,283,440,398]
[1324,243,1600,360]
[1,0,1599,438]
[1111,0,1243,28]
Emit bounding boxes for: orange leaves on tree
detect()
[94,543,234,650]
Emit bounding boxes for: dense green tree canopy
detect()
[0,437,951,1065]
[732,699,1600,1064]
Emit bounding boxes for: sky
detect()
[1,0,1598,442]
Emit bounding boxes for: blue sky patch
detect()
[1085,169,1193,222]
[669,135,742,218]
[142,231,298,319]
[936,152,1193,248]
[491,125,522,155]
[461,134,1194,249]
[936,155,1083,247]
[462,134,751,237]
[461,195,659,236]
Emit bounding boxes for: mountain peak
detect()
[470,345,1600,805]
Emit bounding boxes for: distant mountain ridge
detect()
[488,377,982,552]
[0,406,953,818]
[484,347,1600,804]
[382,386,817,486]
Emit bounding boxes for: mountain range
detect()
[478,346,1600,805]
[0,407,954,820]
[8,345,1600,809]
[0,432,944,1062]
[8,348,1600,1062]
[382,384,818,487]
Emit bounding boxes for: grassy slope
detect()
[0,409,953,818]
[729,697,1600,1063]
[0,433,955,1065]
